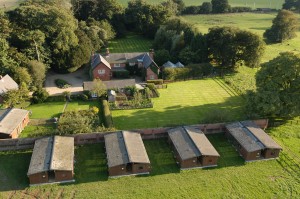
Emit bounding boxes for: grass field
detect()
[112,78,245,130]
[27,102,66,119]
[108,33,153,53]
[117,0,284,8]
[1,132,300,198]
[182,13,300,63]
[65,100,99,112]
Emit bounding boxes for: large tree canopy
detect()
[211,0,230,13]
[264,9,299,43]
[207,26,265,68]
[247,52,300,118]
[283,0,300,12]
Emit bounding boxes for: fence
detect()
[0,119,268,151]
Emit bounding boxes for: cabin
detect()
[27,136,75,185]
[0,108,30,139]
[225,121,282,161]
[104,131,151,177]
[168,126,220,169]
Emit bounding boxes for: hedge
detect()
[146,79,163,85]
[102,99,113,128]
[147,83,160,98]
[112,70,130,78]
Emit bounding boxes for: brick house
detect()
[0,108,30,139]
[90,49,160,81]
[0,75,19,103]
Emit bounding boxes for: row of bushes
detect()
[109,99,153,110]
[147,83,160,98]
[55,79,71,88]
[163,63,213,81]
[146,79,163,85]
[101,99,113,128]
[112,70,130,78]
[182,5,252,15]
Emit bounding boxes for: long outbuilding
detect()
[0,108,30,139]
[168,126,220,169]
[225,121,282,161]
[104,131,151,177]
[27,136,75,185]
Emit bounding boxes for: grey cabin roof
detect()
[163,61,176,68]
[91,54,111,70]
[102,52,146,64]
[175,62,184,67]
[241,121,282,150]
[27,137,54,175]
[225,122,264,152]
[0,75,18,95]
[104,131,150,168]
[27,136,74,176]
[0,108,29,135]
[168,126,219,161]
[83,79,136,91]
[50,136,74,171]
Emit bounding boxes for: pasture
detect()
[1,131,300,198]
[112,78,245,130]
[117,0,284,9]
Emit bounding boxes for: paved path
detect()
[44,68,90,96]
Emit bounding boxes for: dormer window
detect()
[114,63,120,67]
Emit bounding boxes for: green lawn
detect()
[112,78,245,130]
[117,0,284,8]
[1,132,300,198]
[20,124,57,138]
[27,102,66,119]
[65,100,99,112]
[108,33,153,53]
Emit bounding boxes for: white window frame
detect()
[98,69,105,74]
[150,75,155,80]
[129,62,135,66]
[114,63,121,67]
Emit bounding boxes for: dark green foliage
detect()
[101,99,114,128]
[154,49,171,66]
[182,6,200,14]
[27,60,47,89]
[58,108,100,135]
[146,83,160,97]
[55,79,70,88]
[283,0,300,11]
[212,0,231,13]
[264,9,299,43]
[125,0,173,38]
[231,7,252,13]
[31,88,49,104]
[45,95,66,102]
[246,52,300,118]
[112,70,130,78]
[147,79,164,85]
[207,26,265,68]
[2,83,30,108]
[199,2,212,14]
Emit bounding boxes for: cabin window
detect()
[98,69,105,74]
[42,175,46,178]
[139,166,143,170]
[192,160,196,163]
[121,168,124,170]
[150,75,154,80]
[129,62,135,66]
[114,63,121,67]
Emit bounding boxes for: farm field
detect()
[108,33,153,53]
[117,0,284,9]
[182,13,300,63]
[112,78,245,130]
[1,132,300,198]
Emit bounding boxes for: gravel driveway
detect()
[44,68,90,96]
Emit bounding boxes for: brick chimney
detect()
[149,49,154,59]
[106,48,110,57]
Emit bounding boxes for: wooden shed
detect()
[168,126,220,169]
[27,136,74,185]
[104,131,151,177]
[0,108,30,139]
[225,121,282,161]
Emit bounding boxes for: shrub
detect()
[147,83,160,97]
[231,7,252,13]
[112,70,130,78]
[31,88,49,104]
[55,79,71,88]
[182,6,200,14]
[102,99,113,128]
[147,79,163,85]
[45,95,66,102]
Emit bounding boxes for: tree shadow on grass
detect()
[0,150,31,192]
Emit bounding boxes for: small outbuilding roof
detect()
[168,126,219,161]
[163,61,176,68]
[0,108,29,135]
[225,122,264,152]
[104,131,150,168]
[175,62,184,67]
[27,137,53,175]
[0,75,18,95]
[241,121,282,150]
[50,136,74,171]
[27,136,74,176]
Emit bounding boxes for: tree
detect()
[264,9,299,43]
[27,60,47,89]
[12,67,32,86]
[154,49,171,66]
[246,52,300,118]
[172,0,185,14]
[283,0,300,11]
[2,82,30,108]
[91,79,107,97]
[199,2,212,14]
[207,26,265,68]
[31,88,49,103]
[211,0,231,13]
